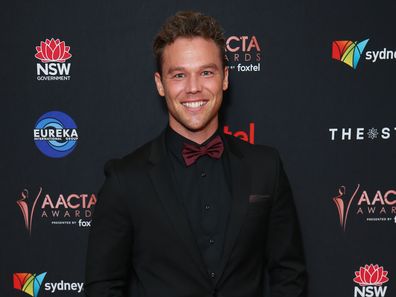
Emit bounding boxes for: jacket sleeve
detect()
[265,153,308,297]
[85,160,133,297]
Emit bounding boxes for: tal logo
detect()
[13,272,47,297]
[35,38,72,81]
[224,123,255,144]
[332,39,369,69]
[353,264,389,297]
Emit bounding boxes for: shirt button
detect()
[209,239,215,244]
[210,272,216,278]
[205,204,211,210]
[201,172,207,177]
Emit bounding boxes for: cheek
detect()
[206,78,224,95]
[164,82,185,102]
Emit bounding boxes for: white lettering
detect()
[382,127,390,139]
[356,128,364,140]
[329,128,338,140]
[45,281,84,293]
[342,128,352,140]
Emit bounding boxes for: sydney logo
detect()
[353,264,389,297]
[13,272,47,297]
[332,39,369,69]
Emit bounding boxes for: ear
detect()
[222,66,229,91]
[154,72,165,96]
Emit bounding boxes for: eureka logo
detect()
[332,39,369,69]
[13,272,47,297]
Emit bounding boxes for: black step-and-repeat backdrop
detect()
[2,0,395,296]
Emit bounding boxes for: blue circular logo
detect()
[33,111,78,158]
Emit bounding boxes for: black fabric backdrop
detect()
[2,0,395,296]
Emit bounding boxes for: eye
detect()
[173,73,185,79]
[201,70,214,77]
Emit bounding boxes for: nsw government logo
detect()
[35,38,72,81]
[33,111,78,158]
[353,264,389,297]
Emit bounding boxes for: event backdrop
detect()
[2,0,395,296]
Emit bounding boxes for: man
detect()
[85,11,307,297]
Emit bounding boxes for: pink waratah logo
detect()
[353,264,389,286]
[35,38,72,63]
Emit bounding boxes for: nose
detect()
[186,74,202,94]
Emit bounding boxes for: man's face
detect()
[154,37,228,138]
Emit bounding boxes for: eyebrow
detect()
[167,63,219,74]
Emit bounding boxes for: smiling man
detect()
[85,11,307,297]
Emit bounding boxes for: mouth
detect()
[181,100,208,110]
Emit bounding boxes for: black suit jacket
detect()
[85,130,307,297]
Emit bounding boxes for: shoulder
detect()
[103,134,160,177]
[224,134,280,162]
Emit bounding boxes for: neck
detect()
[169,118,219,144]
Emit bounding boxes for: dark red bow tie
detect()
[182,135,224,166]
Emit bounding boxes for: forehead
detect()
[162,37,222,70]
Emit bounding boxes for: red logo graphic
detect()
[16,188,42,235]
[354,264,389,286]
[35,38,72,63]
[223,123,255,144]
[332,184,360,231]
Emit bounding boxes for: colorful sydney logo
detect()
[13,272,47,297]
[16,188,42,235]
[332,39,369,69]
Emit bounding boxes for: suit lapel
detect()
[147,132,211,285]
[216,136,251,286]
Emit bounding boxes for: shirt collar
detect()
[165,125,224,165]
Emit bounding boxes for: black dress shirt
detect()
[165,126,232,281]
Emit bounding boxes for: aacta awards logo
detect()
[13,272,84,295]
[16,187,96,235]
[333,185,396,231]
[35,38,72,81]
[225,35,261,72]
[14,272,47,297]
[33,111,78,158]
[353,264,390,297]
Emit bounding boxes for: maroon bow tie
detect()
[182,135,224,166]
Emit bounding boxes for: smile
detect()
[181,101,208,108]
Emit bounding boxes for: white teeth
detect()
[182,101,206,108]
